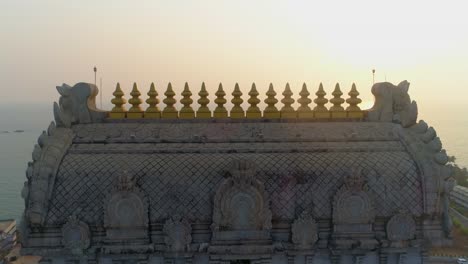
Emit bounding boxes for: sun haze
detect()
[1,0,467,116]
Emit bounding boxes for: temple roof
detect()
[23,80,453,230]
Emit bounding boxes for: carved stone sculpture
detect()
[367,81,418,127]
[61,215,91,255]
[26,122,73,226]
[291,211,318,249]
[104,169,149,240]
[212,159,272,231]
[333,168,374,225]
[163,215,192,252]
[211,159,272,241]
[332,168,377,250]
[386,212,416,243]
[54,82,106,128]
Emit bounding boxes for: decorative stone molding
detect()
[332,168,378,250]
[212,159,272,232]
[163,215,192,252]
[291,211,318,249]
[61,215,91,255]
[386,212,416,243]
[333,168,375,225]
[25,122,74,226]
[401,119,456,240]
[104,169,149,240]
[368,80,418,128]
[54,82,106,128]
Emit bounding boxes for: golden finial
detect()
[263,83,280,118]
[230,83,245,118]
[330,83,346,118]
[214,83,228,118]
[145,82,160,118]
[196,82,211,118]
[179,82,195,119]
[280,83,296,118]
[297,83,313,118]
[346,83,364,118]
[162,82,178,118]
[313,83,329,118]
[246,83,261,118]
[109,83,127,118]
[127,82,143,118]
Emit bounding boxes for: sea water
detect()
[0,103,466,221]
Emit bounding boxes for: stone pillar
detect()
[272,254,288,264]
[51,257,65,264]
[378,252,388,264]
[193,255,209,264]
[294,255,306,264]
[148,256,164,264]
[405,248,421,264]
[99,257,112,264]
[312,253,331,264]
[386,253,398,264]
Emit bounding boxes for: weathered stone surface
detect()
[54,83,106,128]
[368,81,418,127]
[20,81,455,263]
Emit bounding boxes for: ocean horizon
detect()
[0,102,467,221]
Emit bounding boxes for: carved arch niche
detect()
[211,159,272,241]
[332,168,378,250]
[103,169,149,241]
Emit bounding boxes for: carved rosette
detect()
[103,170,149,240]
[61,215,91,255]
[291,211,318,249]
[212,159,272,232]
[386,212,416,243]
[163,216,192,252]
[333,168,375,225]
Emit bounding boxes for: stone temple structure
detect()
[20,80,455,264]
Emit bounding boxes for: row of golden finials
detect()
[109,82,366,119]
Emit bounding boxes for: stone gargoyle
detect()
[53,82,107,128]
[367,81,418,128]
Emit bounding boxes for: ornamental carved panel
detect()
[61,215,91,255]
[333,168,375,225]
[103,169,149,240]
[212,159,272,232]
[386,212,416,242]
[163,215,192,252]
[291,211,318,249]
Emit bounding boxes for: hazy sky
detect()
[1,0,468,114]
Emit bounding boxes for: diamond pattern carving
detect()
[47,151,422,225]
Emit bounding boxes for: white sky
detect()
[1,0,468,114]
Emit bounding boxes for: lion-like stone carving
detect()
[61,215,91,255]
[211,159,272,241]
[104,170,149,241]
[367,81,418,127]
[54,83,106,128]
[163,215,192,252]
[291,211,318,249]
